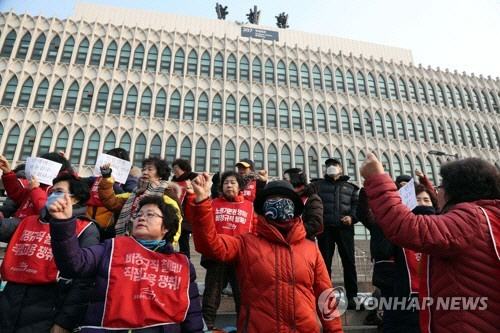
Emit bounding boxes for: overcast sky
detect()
[2,0,499,78]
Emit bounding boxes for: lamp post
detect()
[428,150,459,159]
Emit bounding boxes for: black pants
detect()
[317,226,358,300]
[178,229,191,258]
[202,261,241,328]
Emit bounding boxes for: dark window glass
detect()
[212,94,222,122]
[160,47,171,72]
[252,57,262,83]
[118,43,131,69]
[85,130,101,165]
[1,30,17,57]
[173,48,185,74]
[187,50,198,75]
[37,127,53,155]
[104,41,117,67]
[45,35,60,62]
[80,83,94,112]
[197,92,209,121]
[227,54,236,79]
[1,76,18,106]
[146,46,158,71]
[17,77,33,107]
[266,99,276,127]
[30,33,46,60]
[239,55,249,81]
[95,84,109,113]
[139,88,152,116]
[75,38,89,64]
[125,87,138,115]
[110,85,123,114]
[64,81,79,111]
[265,59,274,84]
[89,39,103,66]
[253,98,263,126]
[60,37,75,63]
[70,130,84,164]
[155,89,167,118]
[33,79,49,108]
[16,32,31,59]
[183,91,195,120]
[169,90,181,119]
[48,80,64,110]
[132,44,144,70]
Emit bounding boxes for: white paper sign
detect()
[93,154,132,184]
[398,178,418,211]
[25,157,63,186]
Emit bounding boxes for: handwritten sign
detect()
[398,178,418,211]
[25,157,63,185]
[93,154,132,184]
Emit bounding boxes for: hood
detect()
[255,215,306,245]
[129,166,142,178]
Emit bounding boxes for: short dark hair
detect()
[283,168,307,188]
[440,158,500,208]
[106,148,130,161]
[219,171,244,193]
[172,158,192,172]
[142,157,171,180]
[137,195,180,243]
[52,173,90,204]
[415,183,439,211]
[40,152,73,173]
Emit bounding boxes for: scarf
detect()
[134,237,166,251]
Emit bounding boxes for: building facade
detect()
[0,3,499,189]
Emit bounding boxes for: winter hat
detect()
[253,180,304,217]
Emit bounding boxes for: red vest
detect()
[212,197,254,236]
[100,237,190,329]
[87,176,104,207]
[242,180,257,202]
[1,215,91,284]
[175,179,189,204]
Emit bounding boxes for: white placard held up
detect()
[25,157,63,186]
[398,178,418,211]
[93,154,132,184]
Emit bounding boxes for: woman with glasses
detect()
[48,194,204,333]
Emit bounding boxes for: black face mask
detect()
[412,205,436,216]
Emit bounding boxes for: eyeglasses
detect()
[133,212,163,219]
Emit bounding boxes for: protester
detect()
[48,194,204,332]
[0,173,99,332]
[361,154,500,333]
[188,174,344,332]
[171,158,198,257]
[0,163,24,219]
[313,157,360,309]
[283,167,323,241]
[234,158,268,202]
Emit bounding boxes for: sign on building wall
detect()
[241,27,279,41]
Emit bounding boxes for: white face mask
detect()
[326,165,340,176]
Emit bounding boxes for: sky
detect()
[1,0,499,78]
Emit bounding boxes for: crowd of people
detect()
[0,148,498,333]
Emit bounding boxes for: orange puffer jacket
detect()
[364,174,500,333]
[190,198,344,333]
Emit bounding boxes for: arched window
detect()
[490,92,499,113]
[89,39,103,66]
[357,72,367,96]
[493,127,500,148]
[358,150,366,171]
[321,148,330,166]
[483,126,494,149]
[408,79,418,103]
[456,122,467,146]
[465,123,475,147]
[194,138,206,172]
[335,69,345,92]
[474,124,485,148]
[289,62,298,87]
[182,91,195,120]
[324,67,334,90]
[313,65,322,89]
[103,132,116,153]
[212,94,222,122]
[279,101,289,128]
[110,85,123,115]
[1,75,18,106]
[427,118,438,143]
[17,77,33,107]
[396,114,406,140]
[473,90,483,111]
[389,76,397,99]
[120,133,132,153]
[239,97,250,125]
[407,117,417,141]
[30,33,46,60]
[265,59,275,84]
[37,127,53,155]
[418,81,428,103]
[266,99,276,127]
[118,43,131,69]
[134,134,147,166]
[125,86,138,115]
[425,157,436,185]
[239,141,250,160]
[446,121,457,145]
[16,32,31,59]
[225,95,236,124]
[20,126,37,161]
[214,52,224,78]
[291,103,302,129]
[165,136,177,164]
[427,82,438,105]
[437,84,446,106]
[282,144,291,172]
[254,142,264,170]
[417,117,427,142]
[104,41,117,67]
[160,47,172,72]
[378,75,388,98]
[295,146,305,171]
[414,156,425,176]
[64,81,79,111]
[75,38,89,64]
[80,82,94,112]
[132,44,144,70]
[85,130,101,165]
[341,108,351,134]
[393,154,402,178]
[382,153,391,178]
[173,48,185,74]
[0,30,17,57]
[168,90,181,119]
[352,109,362,135]
[300,64,311,88]
[481,91,491,112]
[197,92,209,121]
[239,55,249,81]
[403,155,413,175]
[399,79,409,101]
[227,54,237,79]
[346,150,357,181]
[70,130,84,165]
[386,114,396,139]
[329,107,338,132]
[3,125,19,160]
[155,89,167,118]
[364,111,374,137]
[253,98,263,126]
[368,73,377,97]
[446,86,456,107]
[464,88,474,109]
[146,46,158,71]
[437,120,446,144]
[49,79,64,110]
[310,147,324,179]
[210,139,221,173]
[45,35,60,62]
[268,143,278,177]
[317,105,327,132]
[455,87,465,109]
[60,37,75,63]
[150,135,162,157]
[277,60,287,85]
[33,79,49,108]
[225,140,236,171]
[375,112,384,138]
[304,104,314,131]
[95,84,109,113]
[139,88,152,116]
[346,70,356,94]
[252,57,262,82]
